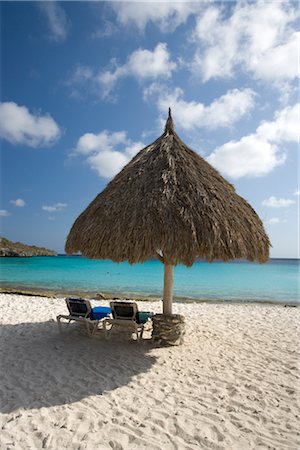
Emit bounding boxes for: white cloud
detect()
[38,2,69,42]
[124,141,145,158]
[69,65,94,84]
[267,217,280,225]
[207,104,298,178]
[256,104,299,143]
[76,130,144,178]
[0,210,11,217]
[42,203,67,213]
[127,43,176,79]
[192,2,299,85]
[208,136,285,178]
[152,86,256,130]
[10,199,25,207]
[67,43,176,99]
[76,130,127,155]
[64,65,96,99]
[98,43,176,97]
[293,190,300,196]
[110,2,200,32]
[262,197,295,208]
[90,21,118,39]
[250,32,299,82]
[87,151,129,179]
[0,102,61,147]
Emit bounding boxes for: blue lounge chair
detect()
[57,298,111,336]
[104,301,153,340]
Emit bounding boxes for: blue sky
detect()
[1,1,299,258]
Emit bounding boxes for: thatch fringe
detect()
[66,111,270,266]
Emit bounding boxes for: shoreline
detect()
[0,284,298,307]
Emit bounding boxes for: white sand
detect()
[0,293,299,450]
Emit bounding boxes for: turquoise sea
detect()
[0,256,299,304]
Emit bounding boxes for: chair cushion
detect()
[90,306,111,321]
[136,311,153,324]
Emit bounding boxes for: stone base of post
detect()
[152,314,185,346]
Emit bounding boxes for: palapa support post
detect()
[152,260,186,346]
[163,263,173,316]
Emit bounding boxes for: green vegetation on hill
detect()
[0,237,57,257]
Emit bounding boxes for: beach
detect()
[1,293,299,450]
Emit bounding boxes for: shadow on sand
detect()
[1,320,157,413]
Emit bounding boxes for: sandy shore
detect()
[0,294,299,450]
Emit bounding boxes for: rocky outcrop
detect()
[0,237,57,257]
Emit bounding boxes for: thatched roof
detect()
[66,109,270,266]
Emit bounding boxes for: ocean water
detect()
[0,256,298,304]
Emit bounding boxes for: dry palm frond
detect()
[66,109,270,266]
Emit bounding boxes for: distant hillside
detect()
[0,237,57,257]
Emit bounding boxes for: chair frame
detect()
[57,298,105,336]
[104,301,150,341]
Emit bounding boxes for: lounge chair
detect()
[104,301,153,340]
[57,298,111,336]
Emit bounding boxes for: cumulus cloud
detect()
[76,130,144,178]
[42,203,67,213]
[98,43,176,98]
[110,2,200,32]
[0,210,11,217]
[207,104,298,178]
[66,43,176,99]
[293,190,300,196]
[192,1,299,85]
[208,136,285,179]
[148,85,256,131]
[262,196,295,208]
[10,199,25,207]
[0,102,61,147]
[38,2,69,42]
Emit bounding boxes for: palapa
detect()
[66,109,270,316]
